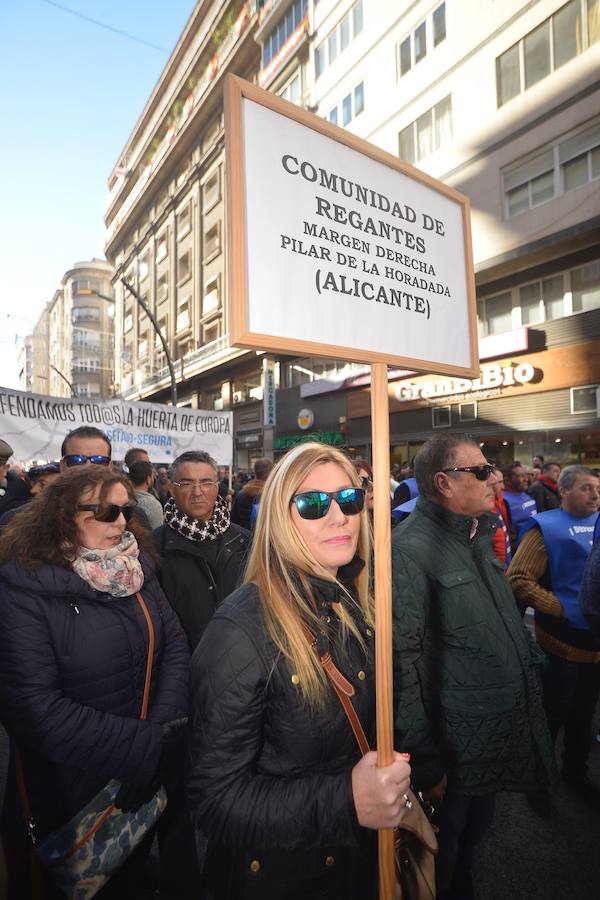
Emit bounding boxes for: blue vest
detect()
[504,491,537,543]
[403,478,419,500]
[535,508,599,630]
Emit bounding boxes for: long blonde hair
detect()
[244,442,373,706]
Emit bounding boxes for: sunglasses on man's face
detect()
[63,454,111,468]
[77,503,137,523]
[291,487,366,520]
[441,464,495,482]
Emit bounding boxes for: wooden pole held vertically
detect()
[370,362,396,900]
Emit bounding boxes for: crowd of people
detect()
[0,428,598,900]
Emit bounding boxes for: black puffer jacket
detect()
[155,522,251,650]
[0,555,189,839]
[188,574,377,900]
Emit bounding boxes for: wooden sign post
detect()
[225,74,478,899]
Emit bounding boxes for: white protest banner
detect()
[226,78,478,378]
[0,386,233,465]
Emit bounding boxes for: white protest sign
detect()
[0,386,233,464]
[226,77,478,377]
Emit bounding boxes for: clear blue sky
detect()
[0,0,196,389]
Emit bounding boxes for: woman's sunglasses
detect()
[291,488,365,520]
[64,454,111,467]
[360,476,373,490]
[440,464,495,482]
[77,503,137,523]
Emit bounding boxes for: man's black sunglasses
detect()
[77,503,137,523]
[291,488,365,520]
[440,464,495,482]
[63,454,111,467]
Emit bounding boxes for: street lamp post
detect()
[81,279,178,406]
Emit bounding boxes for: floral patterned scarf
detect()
[72,531,144,597]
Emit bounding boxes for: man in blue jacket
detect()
[508,465,600,811]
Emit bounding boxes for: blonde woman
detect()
[188,443,411,900]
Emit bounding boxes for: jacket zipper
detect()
[62,601,79,655]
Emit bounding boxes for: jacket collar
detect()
[415,496,497,543]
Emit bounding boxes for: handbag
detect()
[16,590,167,900]
[301,622,438,900]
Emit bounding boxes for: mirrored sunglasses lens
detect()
[337,488,365,515]
[91,456,111,466]
[65,455,86,467]
[295,492,329,520]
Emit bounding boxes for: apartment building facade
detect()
[105,0,600,467]
[30,259,115,400]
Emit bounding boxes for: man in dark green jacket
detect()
[392,436,556,900]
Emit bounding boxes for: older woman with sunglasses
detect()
[188,442,411,900]
[0,467,189,897]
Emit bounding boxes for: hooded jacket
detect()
[0,555,189,838]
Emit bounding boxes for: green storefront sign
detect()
[274,431,344,451]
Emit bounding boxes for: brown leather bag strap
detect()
[300,621,371,756]
[134,591,155,721]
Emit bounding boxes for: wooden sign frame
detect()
[225,74,478,379]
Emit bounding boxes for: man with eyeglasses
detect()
[154,450,251,651]
[391,436,556,900]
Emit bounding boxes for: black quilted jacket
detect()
[188,573,378,900]
[0,554,189,838]
[391,497,557,795]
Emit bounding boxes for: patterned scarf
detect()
[164,494,230,543]
[72,531,144,597]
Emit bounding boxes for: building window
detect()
[280,72,301,104]
[571,260,600,313]
[203,275,220,315]
[414,21,427,63]
[571,385,599,414]
[328,107,338,125]
[342,93,352,126]
[432,406,451,428]
[504,123,600,218]
[397,3,445,79]
[177,203,191,239]
[138,253,149,281]
[399,37,411,76]
[398,95,452,164]
[263,0,307,67]
[433,3,446,46]
[203,169,221,211]
[459,401,477,422]
[178,249,192,285]
[124,313,133,334]
[315,1,363,79]
[204,222,221,259]
[156,232,168,261]
[157,271,169,304]
[497,0,594,107]
[203,319,221,345]
[477,291,512,337]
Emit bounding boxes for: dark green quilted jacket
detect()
[391,497,557,796]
